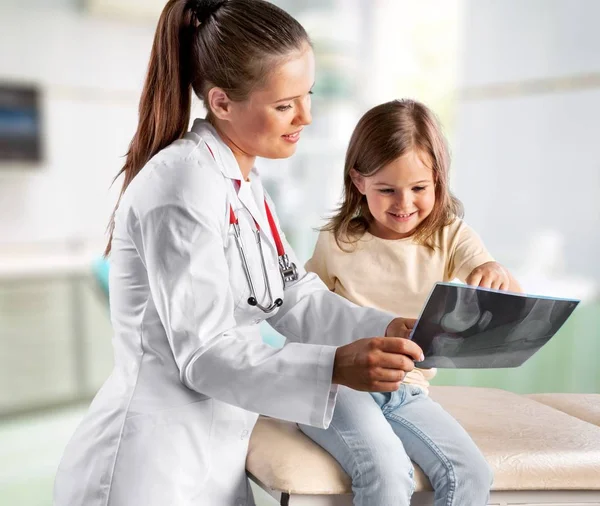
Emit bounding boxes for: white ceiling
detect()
[85,0,166,21]
[84,0,335,22]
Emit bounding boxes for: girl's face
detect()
[351,150,436,240]
[217,45,315,163]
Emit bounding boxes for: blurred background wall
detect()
[436,0,600,391]
[0,1,598,505]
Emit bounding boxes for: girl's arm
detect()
[450,221,521,292]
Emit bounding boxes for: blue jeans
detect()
[299,384,493,506]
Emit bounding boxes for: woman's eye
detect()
[276,104,293,112]
[413,186,426,192]
[378,188,394,194]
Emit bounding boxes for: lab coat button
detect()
[251,319,260,325]
[240,429,250,439]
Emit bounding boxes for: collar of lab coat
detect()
[190,118,276,253]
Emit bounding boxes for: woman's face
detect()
[219,45,315,162]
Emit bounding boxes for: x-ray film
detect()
[410,283,579,369]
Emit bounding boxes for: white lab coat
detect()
[53,119,395,506]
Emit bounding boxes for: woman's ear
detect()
[349,168,367,195]
[207,87,232,120]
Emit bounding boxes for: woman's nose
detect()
[294,97,312,126]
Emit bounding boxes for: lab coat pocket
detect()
[111,399,214,505]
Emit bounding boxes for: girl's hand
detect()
[466,261,511,290]
[385,317,417,338]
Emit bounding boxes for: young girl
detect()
[299,99,521,506]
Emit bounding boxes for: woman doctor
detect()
[53,1,424,504]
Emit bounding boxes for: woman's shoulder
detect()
[150,134,225,192]
[125,139,227,219]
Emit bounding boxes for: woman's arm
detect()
[131,161,343,429]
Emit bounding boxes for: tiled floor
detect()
[0,405,278,506]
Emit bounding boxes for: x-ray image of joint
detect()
[431,333,464,355]
[504,299,554,342]
[441,288,491,333]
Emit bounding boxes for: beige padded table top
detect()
[246,386,600,495]
[526,393,600,428]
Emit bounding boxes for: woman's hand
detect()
[332,318,424,392]
[466,261,512,290]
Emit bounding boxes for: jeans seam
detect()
[328,419,415,502]
[385,412,456,506]
[327,420,367,491]
[375,388,416,496]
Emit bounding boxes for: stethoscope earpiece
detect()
[275,298,283,307]
[248,297,258,306]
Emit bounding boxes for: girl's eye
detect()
[378,188,394,194]
[413,186,426,192]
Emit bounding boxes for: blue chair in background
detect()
[259,322,286,349]
[91,257,286,349]
[92,257,110,301]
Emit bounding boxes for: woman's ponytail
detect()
[104,0,196,256]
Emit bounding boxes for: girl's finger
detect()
[491,278,502,290]
[479,274,493,289]
[466,271,483,287]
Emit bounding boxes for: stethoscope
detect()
[204,140,298,313]
[228,193,298,313]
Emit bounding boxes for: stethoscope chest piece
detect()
[279,254,298,286]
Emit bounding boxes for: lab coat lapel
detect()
[191,119,242,181]
[191,118,277,253]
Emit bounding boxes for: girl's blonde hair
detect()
[323,99,463,250]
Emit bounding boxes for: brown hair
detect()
[324,99,463,250]
[104,0,310,255]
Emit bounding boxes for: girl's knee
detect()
[356,445,413,485]
[455,453,493,493]
[429,447,492,500]
[472,458,494,490]
[369,447,414,480]
[353,451,415,505]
